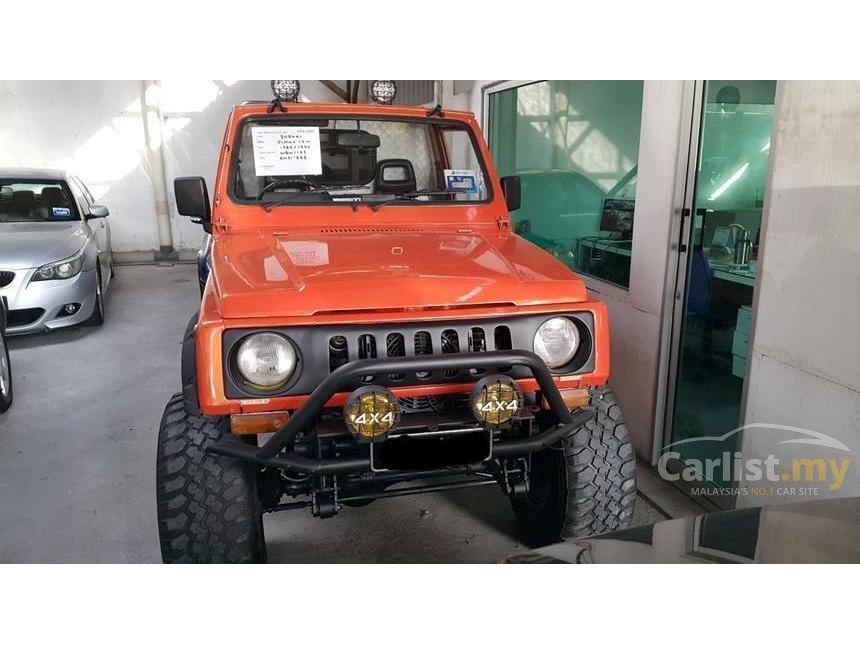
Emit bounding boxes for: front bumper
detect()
[0,267,98,335]
[209,349,595,474]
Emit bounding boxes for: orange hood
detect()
[210,227,587,319]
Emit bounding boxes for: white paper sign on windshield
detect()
[251,126,322,177]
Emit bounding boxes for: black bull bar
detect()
[208,350,595,474]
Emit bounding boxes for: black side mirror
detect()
[175,177,211,232]
[500,176,521,212]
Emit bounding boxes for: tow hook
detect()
[502,458,530,498]
[312,476,340,518]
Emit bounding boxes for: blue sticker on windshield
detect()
[52,207,72,218]
[444,169,479,194]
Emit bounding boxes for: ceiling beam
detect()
[320,80,350,103]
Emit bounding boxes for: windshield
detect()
[0,179,79,223]
[232,117,490,206]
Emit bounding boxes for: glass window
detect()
[0,179,79,222]
[488,81,644,288]
[232,117,489,206]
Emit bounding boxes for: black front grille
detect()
[0,271,14,288]
[8,308,44,327]
[327,324,511,386]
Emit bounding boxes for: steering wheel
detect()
[258,178,318,199]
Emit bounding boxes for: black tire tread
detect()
[511,386,636,545]
[563,387,637,537]
[156,393,266,563]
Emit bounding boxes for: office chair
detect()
[685,248,716,376]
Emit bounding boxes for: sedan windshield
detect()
[0,179,79,223]
[232,117,490,206]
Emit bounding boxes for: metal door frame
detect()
[651,80,706,465]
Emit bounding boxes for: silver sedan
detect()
[0,168,113,335]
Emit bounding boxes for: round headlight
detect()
[533,317,580,369]
[236,333,297,389]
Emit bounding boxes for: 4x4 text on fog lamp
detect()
[470,375,524,426]
[344,385,400,441]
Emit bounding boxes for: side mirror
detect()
[87,204,109,218]
[175,176,211,232]
[500,176,521,212]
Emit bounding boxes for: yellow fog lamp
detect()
[470,375,523,426]
[344,386,400,442]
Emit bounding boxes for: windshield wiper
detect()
[370,190,456,212]
[263,189,331,212]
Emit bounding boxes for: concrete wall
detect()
[740,81,860,503]
[0,81,157,253]
[0,80,342,256]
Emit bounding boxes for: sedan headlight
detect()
[236,332,297,389]
[31,250,86,282]
[533,317,580,369]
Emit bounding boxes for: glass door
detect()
[667,81,776,494]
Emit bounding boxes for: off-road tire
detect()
[511,386,637,546]
[156,393,267,563]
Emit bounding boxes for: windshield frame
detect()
[226,114,495,207]
[0,178,81,223]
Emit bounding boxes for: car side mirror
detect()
[175,176,212,232]
[87,204,110,218]
[500,176,521,212]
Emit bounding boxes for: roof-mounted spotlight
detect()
[370,80,397,105]
[271,80,301,102]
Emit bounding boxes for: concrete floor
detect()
[0,264,665,563]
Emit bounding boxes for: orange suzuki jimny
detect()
[155,80,636,563]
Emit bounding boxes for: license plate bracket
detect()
[370,427,492,472]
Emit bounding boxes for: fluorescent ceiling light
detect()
[709,162,749,201]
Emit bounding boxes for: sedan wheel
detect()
[85,268,105,327]
[0,329,12,413]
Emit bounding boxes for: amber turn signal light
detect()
[541,387,591,411]
[230,411,291,435]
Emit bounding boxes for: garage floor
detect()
[0,264,666,563]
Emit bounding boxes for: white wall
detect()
[0,81,158,252]
[740,81,860,503]
[0,80,343,256]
